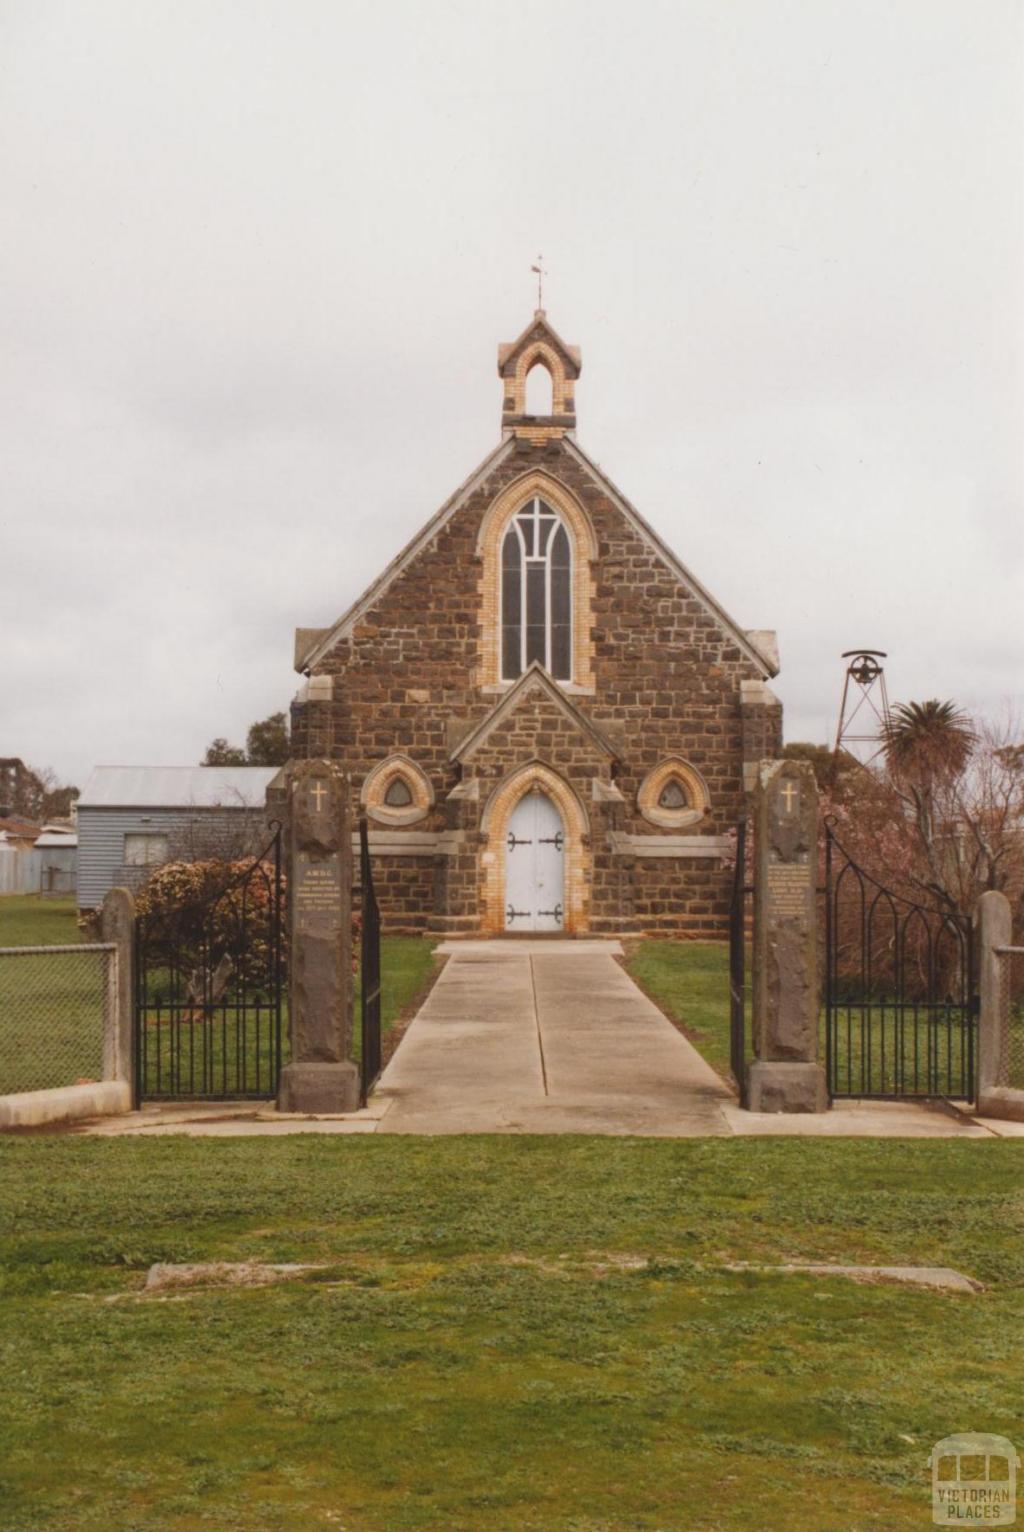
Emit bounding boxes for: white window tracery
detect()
[500,497,572,681]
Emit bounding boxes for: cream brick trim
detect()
[479,761,590,936]
[476,470,597,691]
[509,342,572,416]
[637,758,711,829]
[497,311,581,373]
[506,422,575,446]
[360,754,434,827]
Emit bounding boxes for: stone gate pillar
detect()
[747,759,828,1113]
[276,759,360,1114]
[975,889,1023,1122]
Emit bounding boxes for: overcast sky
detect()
[2,0,1021,789]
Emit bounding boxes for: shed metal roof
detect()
[78,766,278,810]
[35,832,78,848]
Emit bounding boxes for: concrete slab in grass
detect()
[721,1100,994,1138]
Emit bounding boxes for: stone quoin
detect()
[291,310,782,937]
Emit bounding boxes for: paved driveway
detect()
[375,940,735,1135]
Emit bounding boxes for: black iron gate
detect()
[133,827,285,1104]
[824,823,976,1101]
[358,817,382,1103]
[728,818,751,1104]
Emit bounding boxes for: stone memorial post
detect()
[275,759,360,1114]
[747,758,828,1113]
[975,889,1022,1122]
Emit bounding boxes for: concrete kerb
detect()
[0,1080,131,1129]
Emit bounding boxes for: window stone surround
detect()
[359,754,434,827]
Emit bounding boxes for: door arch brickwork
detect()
[479,761,590,935]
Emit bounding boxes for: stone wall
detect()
[369,855,438,936]
[630,856,733,938]
[292,433,781,936]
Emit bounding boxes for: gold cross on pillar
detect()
[780,780,799,814]
[310,780,328,812]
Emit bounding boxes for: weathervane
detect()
[530,255,546,310]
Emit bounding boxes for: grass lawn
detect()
[1,897,438,1096]
[0,898,105,1092]
[0,894,82,948]
[1,1135,1023,1530]
[363,937,438,1039]
[627,941,739,1084]
[627,942,979,1102]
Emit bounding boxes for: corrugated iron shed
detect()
[78,766,278,810]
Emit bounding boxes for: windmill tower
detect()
[833,650,892,766]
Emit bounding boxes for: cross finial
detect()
[530,255,546,311]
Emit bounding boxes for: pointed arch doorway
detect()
[505,791,565,932]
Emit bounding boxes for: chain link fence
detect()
[994,946,1024,1091]
[0,944,114,1095]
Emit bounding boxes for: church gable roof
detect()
[560,437,779,677]
[296,407,778,680]
[295,438,514,672]
[497,311,581,379]
[450,663,620,764]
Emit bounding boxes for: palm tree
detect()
[881,700,977,912]
[883,699,976,780]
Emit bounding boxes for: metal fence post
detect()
[101,887,136,1090]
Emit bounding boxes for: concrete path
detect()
[374,941,734,1135]
[62,941,1024,1138]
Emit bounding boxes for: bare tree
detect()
[825,706,1024,923]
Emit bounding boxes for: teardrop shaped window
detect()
[384,776,413,808]
[658,778,688,810]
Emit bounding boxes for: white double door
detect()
[505,791,565,932]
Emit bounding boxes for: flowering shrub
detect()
[136,857,286,996]
[136,857,364,989]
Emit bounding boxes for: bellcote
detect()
[497,311,581,443]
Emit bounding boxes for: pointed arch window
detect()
[658,777,689,810]
[384,776,413,807]
[500,498,572,681]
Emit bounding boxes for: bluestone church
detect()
[291,311,782,937]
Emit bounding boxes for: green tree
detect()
[245,712,290,766]
[202,712,290,767]
[202,738,247,766]
[883,699,976,781]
